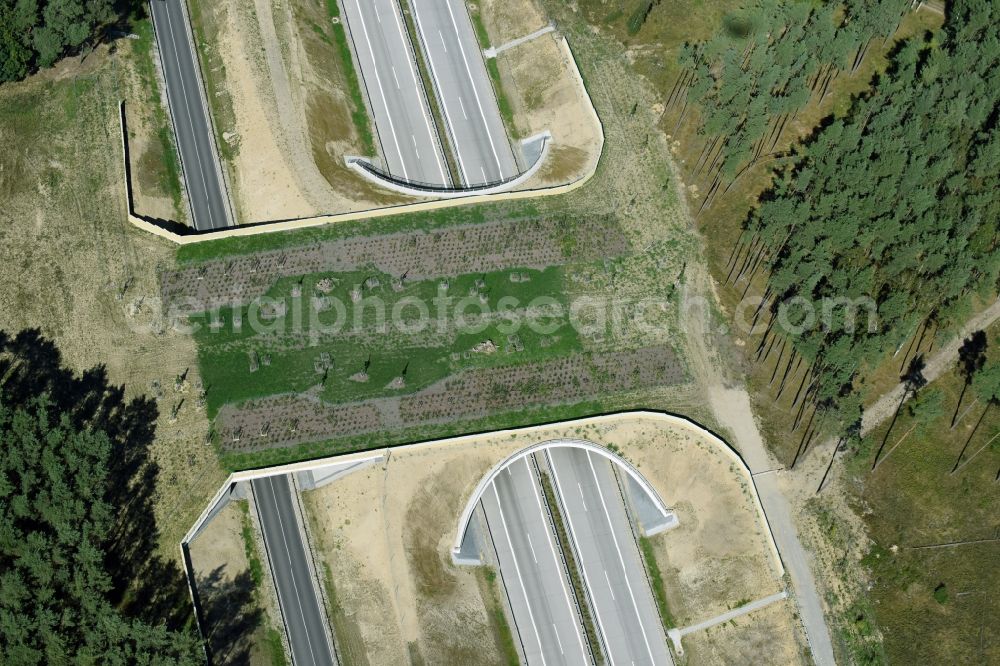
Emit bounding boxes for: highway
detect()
[340,0,450,187]
[480,457,590,665]
[547,447,674,666]
[252,475,337,666]
[149,0,232,230]
[409,0,518,186]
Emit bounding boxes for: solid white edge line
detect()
[443,0,506,179]
[265,476,320,665]
[388,0,449,186]
[587,451,657,664]
[524,457,590,663]
[548,449,616,666]
[491,482,548,666]
[162,3,216,229]
[409,0,470,184]
[349,0,410,181]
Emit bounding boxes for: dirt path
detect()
[676,206,837,666]
[250,0,341,212]
[859,298,1000,438]
[673,590,788,639]
[702,382,837,666]
[798,297,1000,481]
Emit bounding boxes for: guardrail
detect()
[146,0,236,230]
[451,436,674,557]
[120,33,601,244]
[349,154,522,192]
[345,129,551,199]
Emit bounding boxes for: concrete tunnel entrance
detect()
[451,438,679,565]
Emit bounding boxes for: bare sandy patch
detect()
[118,29,185,223]
[544,416,785,623]
[254,0,410,211]
[297,411,791,662]
[478,0,549,45]
[188,502,248,592]
[679,598,807,665]
[185,0,413,225]
[188,502,284,666]
[492,30,602,188]
[128,120,182,222]
[301,438,526,664]
[195,0,317,221]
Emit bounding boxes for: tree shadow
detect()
[871,353,927,470]
[951,330,987,427]
[0,329,193,631]
[195,566,263,666]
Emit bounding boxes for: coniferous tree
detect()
[0,330,201,664]
[741,0,1000,434]
[0,0,123,82]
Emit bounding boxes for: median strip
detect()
[467,6,519,140]
[394,0,463,185]
[537,467,605,665]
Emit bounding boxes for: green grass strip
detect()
[239,503,265,587]
[239,503,290,665]
[467,9,519,140]
[638,535,677,629]
[264,627,290,666]
[538,470,604,664]
[131,19,183,215]
[481,568,521,666]
[324,0,376,156]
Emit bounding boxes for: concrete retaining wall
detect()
[121,36,604,245]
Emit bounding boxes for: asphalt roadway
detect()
[480,457,590,665]
[149,0,232,230]
[410,0,518,186]
[340,0,450,187]
[252,475,337,666]
[547,447,674,666]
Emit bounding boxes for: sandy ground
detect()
[478,0,548,45]
[301,442,522,665]
[127,121,182,223]
[0,45,224,554]
[196,0,318,221]
[478,0,603,188]
[121,34,186,223]
[188,0,410,225]
[188,503,249,596]
[782,451,876,640]
[301,412,795,663]
[549,417,787,625]
[181,0,598,226]
[188,502,281,666]
[508,35,603,188]
[679,598,807,665]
